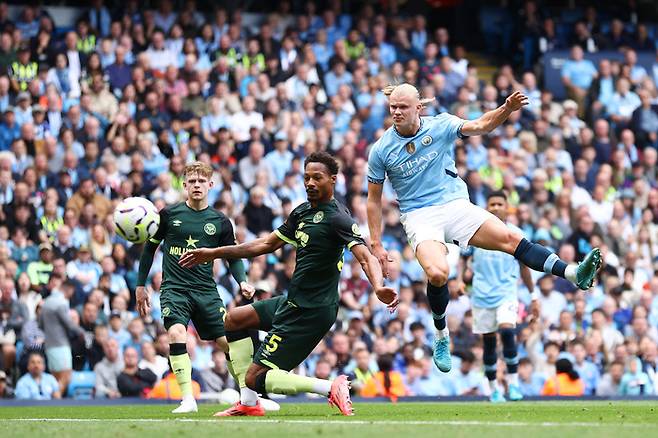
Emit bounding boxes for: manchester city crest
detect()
[421,135,432,146]
[204,223,216,235]
[405,142,416,154]
[313,211,324,223]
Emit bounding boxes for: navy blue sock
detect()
[427,282,449,330]
[483,335,498,381]
[513,238,567,278]
[500,327,518,374]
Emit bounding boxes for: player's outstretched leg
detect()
[513,239,601,290]
[470,219,601,290]
[214,331,265,417]
[250,366,353,416]
[499,327,522,401]
[483,334,505,403]
[169,340,198,413]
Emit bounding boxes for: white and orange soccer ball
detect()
[113,197,160,243]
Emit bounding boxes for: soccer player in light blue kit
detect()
[469,191,536,403]
[366,83,600,373]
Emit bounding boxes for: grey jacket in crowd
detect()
[39,290,83,349]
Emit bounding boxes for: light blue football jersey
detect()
[367,114,470,213]
[470,223,523,309]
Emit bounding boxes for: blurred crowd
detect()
[0,0,658,401]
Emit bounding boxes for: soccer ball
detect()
[113,197,161,244]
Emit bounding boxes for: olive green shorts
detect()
[252,296,338,371]
[160,288,226,341]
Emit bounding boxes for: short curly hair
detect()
[304,151,339,176]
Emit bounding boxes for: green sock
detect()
[228,338,254,388]
[265,369,332,396]
[169,353,193,398]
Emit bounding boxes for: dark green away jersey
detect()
[151,202,235,292]
[275,198,365,308]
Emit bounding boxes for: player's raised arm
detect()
[351,243,398,311]
[178,231,286,268]
[461,91,529,136]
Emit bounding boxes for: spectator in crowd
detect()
[117,346,157,397]
[138,341,169,382]
[597,360,625,396]
[0,370,13,398]
[94,338,122,399]
[517,357,545,396]
[200,348,235,393]
[451,351,485,396]
[39,272,83,396]
[361,353,408,401]
[148,369,202,400]
[14,352,60,400]
[541,358,585,396]
[347,347,375,394]
[620,357,653,395]
[561,45,597,116]
[1,276,27,373]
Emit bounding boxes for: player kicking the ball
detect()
[179,152,397,416]
[366,83,600,373]
[136,162,259,414]
[468,191,537,402]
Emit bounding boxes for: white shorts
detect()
[45,345,72,372]
[400,199,494,251]
[472,299,519,334]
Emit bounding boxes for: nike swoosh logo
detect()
[445,169,458,178]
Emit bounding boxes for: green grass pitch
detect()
[0,401,656,438]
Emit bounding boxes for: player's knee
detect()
[215,336,229,353]
[224,313,235,332]
[503,231,523,254]
[167,324,187,343]
[426,265,449,286]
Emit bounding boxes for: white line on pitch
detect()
[0,418,645,428]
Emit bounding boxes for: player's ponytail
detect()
[376,354,394,395]
[419,97,436,108]
[556,358,580,381]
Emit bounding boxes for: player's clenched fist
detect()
[239,281,256,300]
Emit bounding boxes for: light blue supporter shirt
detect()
[15,372,60,400]
[470,223,523,308]
[367,114,469,213]
[561,59,597,90]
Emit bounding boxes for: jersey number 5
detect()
[265,334,283,353]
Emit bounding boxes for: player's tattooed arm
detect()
[178,231,286,268]
[351,243,399,312]
[461,91,529,136]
